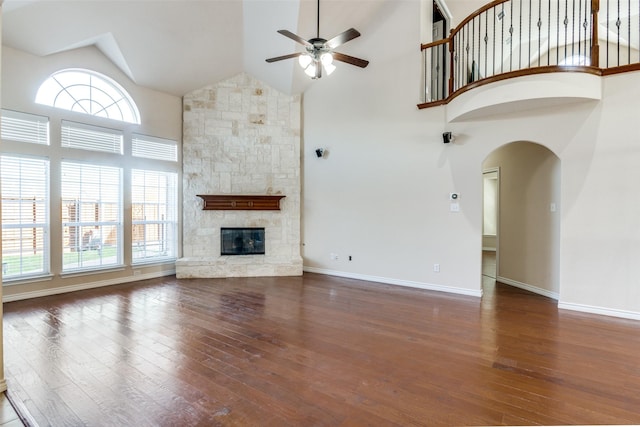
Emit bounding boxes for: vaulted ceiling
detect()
[2,0,482,97]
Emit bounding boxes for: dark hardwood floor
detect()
[3,270,640,426]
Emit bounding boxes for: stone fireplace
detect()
[175,73,302,278]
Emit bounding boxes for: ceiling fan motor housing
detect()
[307,38,330,58]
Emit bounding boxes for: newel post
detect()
[591,0,600,66]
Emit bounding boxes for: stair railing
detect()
[420,0,640,108]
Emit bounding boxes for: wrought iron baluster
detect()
[606,0,610,66]
[578,0,583,59]
[493,7,497,76]
[484,11,489,77]
[616,0,621,65]
[564,0,569,62]
[538,0,543,66]
[557,0,561,63]
[628,0,631,65]
[500,3,504,73]
[472,16,476,82]
[510,0,514,71]
[423,49,427,102]
[519,0,523,68]
[572,0,576,58]
[458,32,463,90]
[529,0,533,67]
[548,0,552,64]
[583,0,588,62]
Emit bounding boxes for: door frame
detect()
[482,167,500,278]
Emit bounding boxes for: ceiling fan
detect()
[265,0,369,79]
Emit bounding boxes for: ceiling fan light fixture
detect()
[320,52,333,66]
[323,62,336,75]
[304,62,318,77]
[298,54,313,68]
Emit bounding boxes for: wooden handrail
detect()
[420,38,450,51]
[449,0,510,40]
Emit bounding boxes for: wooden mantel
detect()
[197,194,286,211]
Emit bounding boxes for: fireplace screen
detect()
[221,227,265,255]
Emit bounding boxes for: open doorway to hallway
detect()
[482,168,499,282]
[482,142,561,299]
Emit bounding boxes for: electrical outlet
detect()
[433,264,440,272]
[330,253,339,261]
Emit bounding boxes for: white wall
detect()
[302,0,640,318]
[303,0,482,296]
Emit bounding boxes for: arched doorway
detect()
[482,141,561,299]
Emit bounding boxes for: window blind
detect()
[132,134,178,161]
[61,121,123,154]
[1,109,50,145]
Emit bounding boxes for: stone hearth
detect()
[175,73,302,278]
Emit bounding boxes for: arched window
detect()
[35,69,141,124]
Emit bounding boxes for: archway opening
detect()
[482,141,561,300]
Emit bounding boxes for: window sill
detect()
[3,274,54,286]
[132,258,177,267]
[60,265,126,279]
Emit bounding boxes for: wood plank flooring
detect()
[3,272,640,426]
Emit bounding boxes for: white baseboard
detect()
[303,266,482,298]
[3,269,176,302]
[497,276,559,300]
[558,301,640,321]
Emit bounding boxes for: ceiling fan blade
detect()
[332,52,369,68]
[277,30,312,47]
[265,52,304,63]
[325,28,361,49]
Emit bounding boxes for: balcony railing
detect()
[419,0,640,107]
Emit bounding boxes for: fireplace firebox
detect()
[221,227,265,255]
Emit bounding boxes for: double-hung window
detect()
[131,133,179,263]
[131,169,178,263]
[1,109,51,280]
[0,156,50,279]
[61,162,122,272]
[59,121,124,272]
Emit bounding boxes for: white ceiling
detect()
[2,0,483,97]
